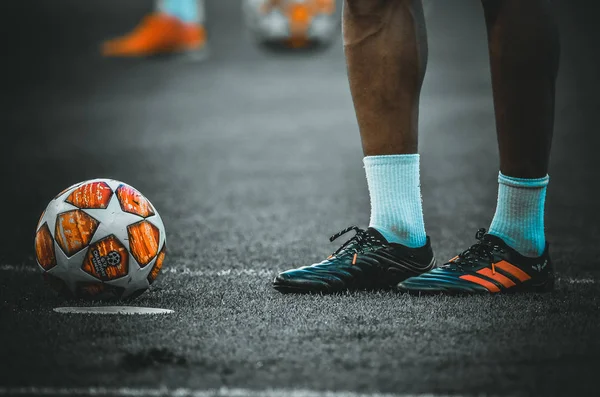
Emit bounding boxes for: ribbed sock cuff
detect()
[498,172,549,189]
[363,154,421,168]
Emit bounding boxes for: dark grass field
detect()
[1,1,600,396]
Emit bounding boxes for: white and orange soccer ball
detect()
[34,179,166,300]
[243,0,338,47]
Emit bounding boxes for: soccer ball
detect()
[34,179,166,300]
[243,0,338,47]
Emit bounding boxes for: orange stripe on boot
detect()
[494,260,531,282]
[460,275,500,293]
[477,268,516,288]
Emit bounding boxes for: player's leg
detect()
[483,0,559,256]
[345,0,428,246]
[102,0,207,57]
[399,0,560,295]
[273,0,435,294]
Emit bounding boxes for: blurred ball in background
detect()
[243,0,339,48]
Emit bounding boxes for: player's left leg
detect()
[400,0,560,294]
[102,0,207,57]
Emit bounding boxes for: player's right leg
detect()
[273,0,435,293]
[102,0,207,57]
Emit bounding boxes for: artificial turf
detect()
[1,268,599,395]
[2,1,600,396]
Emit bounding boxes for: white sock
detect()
[364,154,427,248]
[488,172,549,257]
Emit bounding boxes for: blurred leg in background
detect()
[102,0,207,57]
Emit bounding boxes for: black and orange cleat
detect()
[398,228,555,295]
[273,226,435,293]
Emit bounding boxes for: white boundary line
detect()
[0,387,449,397]
[53,306,174,315]
[0,264,596,284]
[0,265,273,278]
[563,277,597,284]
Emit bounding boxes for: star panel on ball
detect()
[81,235,129,282]
[116,184,155,217]
[148,245,166,285]
[65,181,113,209]
[54,210,99,256]
[128,220,160,267]
[35,223,57,271]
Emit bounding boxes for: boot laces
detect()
[443,228,503,270]
[328,226,387,258]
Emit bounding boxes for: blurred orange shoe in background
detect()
[102,12,206,57]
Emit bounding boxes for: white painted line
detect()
[0,265,274,278]
[53,306,174,315]
[560,277,596,284]
[166,268,274,277]
[0,387,449,397]
[0,264,597,285]
[0,264,36,272]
